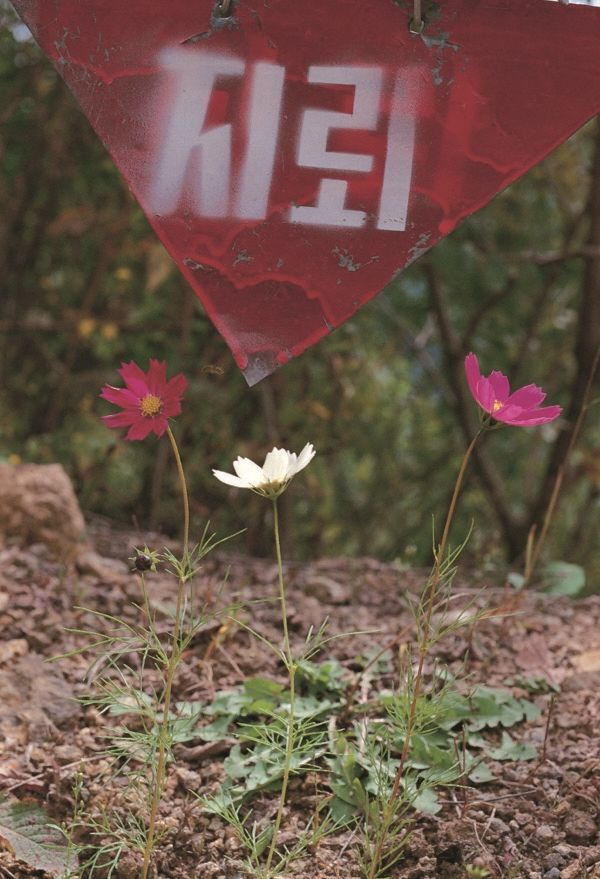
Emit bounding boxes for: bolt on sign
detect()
[11,0,600,383]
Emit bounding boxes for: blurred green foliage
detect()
[0,7,598,579]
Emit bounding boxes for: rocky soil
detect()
[0,464,599,879]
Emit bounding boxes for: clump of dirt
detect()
[0,513,599,879]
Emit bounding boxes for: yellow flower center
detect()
[139,394,163,418]
[492,399,503,414]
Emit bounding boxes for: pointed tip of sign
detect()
[242,350,280,386]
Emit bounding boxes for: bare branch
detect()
[526,119,600,549]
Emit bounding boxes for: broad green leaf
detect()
[296,658,346,694]
[408,735,457,773]
[434,691,472,730]
[504,674,560,695]
[0,798,77,877]
[542,561,586,597]
[174,699,205,716]
[198,715,232,742]
[329,795,358,824]
[243,677,285,702]
[468,687,540,731]
[487,732,537,762]
[204,689,250,717]
[468,762,495,784]
[413,787,441,815]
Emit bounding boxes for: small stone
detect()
[554,800,571,817]
[490,817,510,835]
[563,809,597,844]
[544,853,566,870]
[53,745,81,764]
[191,835,205,854]
[407,857,436,878]
[583,847,600,867]
[303,574,348,604]
[115,850,143,879]
[555,845,574,857]
[537,825,555,842]
[544,870,561,879]
[561,864,584,879]
[0,638,28,664]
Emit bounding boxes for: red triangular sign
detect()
[12,0,600,383]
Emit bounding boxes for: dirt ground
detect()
[1,513,599,879]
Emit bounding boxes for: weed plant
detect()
[57,361,237,877]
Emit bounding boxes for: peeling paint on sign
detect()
[10,0,600,383]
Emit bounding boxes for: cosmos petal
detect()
[166,373,187,398]
[213,470,251,488]
[163,398,183,417]
[148,415,169,436]
[126,420,154,440]
[147,359,167,395]
[475,376,496,412]
[262,447,291,481]
[498,405,562,425]
[292,443,316,474]
[99,385,139,408]
[488,370,510,403]
[492,403,525,422]
[233,457,266,485]
[102,411,137,428]
[464,353,482,401]
[119,361,150,397]
[505,384,546,409]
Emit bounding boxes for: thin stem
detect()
[523,342,600,587]
[264,498,296,876]
[167,425,190,557]
[139,573,153,628]
[413,0,422,29]
[140,428,189,879]
[366,430,481,879]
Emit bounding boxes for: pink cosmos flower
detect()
[100,360,187,440]
[465,353,561,426]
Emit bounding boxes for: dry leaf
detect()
[572,649,600,672]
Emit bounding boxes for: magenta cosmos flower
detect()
[100,360,187,440]
[465,353,561,426]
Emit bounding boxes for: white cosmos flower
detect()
[213,443,315,498]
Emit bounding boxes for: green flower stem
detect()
[264,497,296,877]
[366,429,481,879]
[167,425,190,558]
[139,573,153,630]
[141,426,190,879]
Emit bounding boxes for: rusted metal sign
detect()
[11,0,600,383]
